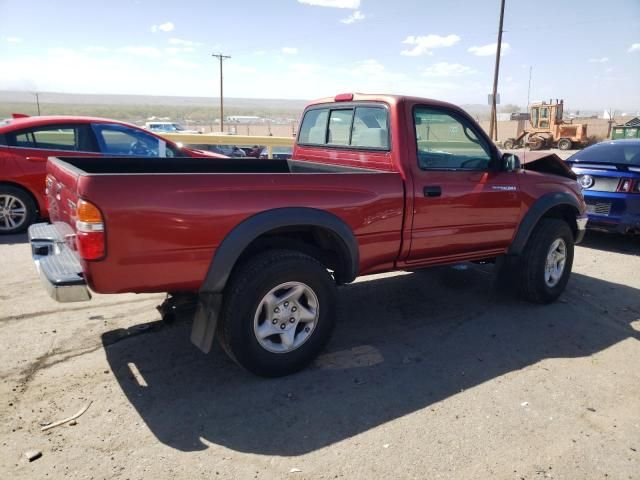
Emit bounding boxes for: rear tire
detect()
[518,218,574,304]
[557,138,572,150]
[0,185,37,235]
[218,249,337,377]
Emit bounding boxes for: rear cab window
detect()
[298,103,390,151]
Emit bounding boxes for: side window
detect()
[32,127,77,151]
[414,107,491,171]
[531,108,539,128]
[351,107,389,149]
[327,109,353,146]
[93,124,166,157]
[7,125,97,151]
[11,131,37,148]
[540,107,550,128]
[298,109,328,145]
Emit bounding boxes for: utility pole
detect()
[489,0,506,142]
[526,66,532,109]
[212,53,231,133]
[34,92,41,115]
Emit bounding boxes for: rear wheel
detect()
[518,218,574,304]
[218,249,337,377]
[0,186,37,234]
[557,138,572,150]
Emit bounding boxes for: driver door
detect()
[407,106,522,262]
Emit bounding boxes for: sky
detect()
[0,0,639,111]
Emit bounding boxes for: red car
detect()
[0,115,224,234]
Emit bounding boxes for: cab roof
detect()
[304,92,467,114]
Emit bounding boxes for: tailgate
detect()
[27,158,92,302]
[46,157,83,244]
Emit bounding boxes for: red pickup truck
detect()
[28,93,587,377]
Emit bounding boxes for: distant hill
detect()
[0,91,309,110]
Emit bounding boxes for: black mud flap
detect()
[190,292,223,353]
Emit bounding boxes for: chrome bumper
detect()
[28,223,91,303]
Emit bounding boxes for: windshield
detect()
[567,142,640,166]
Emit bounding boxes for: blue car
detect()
[566,139,640,234]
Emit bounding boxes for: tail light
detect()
[617,179,640,193]
[76,199,105,260]
[618,179,632,192]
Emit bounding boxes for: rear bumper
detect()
[28,223,91,302]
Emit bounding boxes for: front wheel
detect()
[218,249,337,377]
[518,218,574,304]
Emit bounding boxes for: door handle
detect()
[423,186,442,197]
[26,156,47,162]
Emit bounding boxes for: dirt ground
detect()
[1,230,638,480]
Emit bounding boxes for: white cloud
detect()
[226,64,258,75]
[83,46,110,53]
[297,0,360,8]
[253,50,267,56]
[289,63,322,76]
[468,42,511,56]
[168,38,202,47]
[151,22,175,33]
[400,34,460,56]
[422,62,476,77]
[118,46,163,58]
[628,43,640,52]
[6,37,22,43]
[282,47,298,55]
[588,57,609,63]
[340,10,365,24]
[166,58,199,69]
[165,47,194,55]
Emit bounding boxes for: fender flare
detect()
[508,192,581,255]
[200,207,359,294]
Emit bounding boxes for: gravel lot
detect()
[0,230,638,480]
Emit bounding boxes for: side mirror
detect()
[501,152,521,171]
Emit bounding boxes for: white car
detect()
[144,121,201,134]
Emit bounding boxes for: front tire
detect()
[518,218,574,304]
[0,186,37,234]
[503,138,516,150]
[218,249,337,377]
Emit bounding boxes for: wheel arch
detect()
[200,207,359,295]
[508,192,581,255]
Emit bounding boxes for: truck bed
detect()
[56,156,381,175]
[46,156,405,294]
